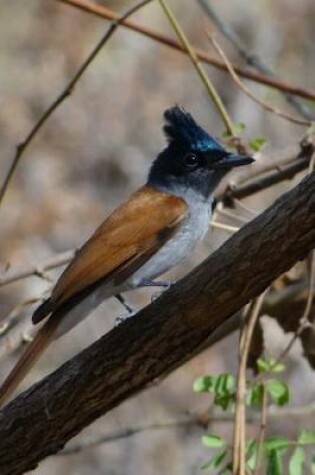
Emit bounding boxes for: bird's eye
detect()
[184,153,200,168]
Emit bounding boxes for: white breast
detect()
[128,189,212,287]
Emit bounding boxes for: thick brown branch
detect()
[0,173,314,474]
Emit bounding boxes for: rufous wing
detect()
[34,185,188,322]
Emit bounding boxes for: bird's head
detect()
[148,106,254,199]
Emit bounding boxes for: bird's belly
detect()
[128,202,212,287]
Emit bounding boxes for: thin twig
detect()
[58,417,201,455]
[253,385,267,475]
[0,250,75,287]
[196,0,315,121]
[266,251,315,368]
[158,0,235,136]
[0,0,154,208]
[211,220,239,233]
[0,298,41,338]
[233,198,258,217]
[57,0,315,101]
[215,205,250,224]
[233,292,267,475]
[256,156,315,371]
[58,400,315,456]
[210,35,311,127]
[215,153,314,207]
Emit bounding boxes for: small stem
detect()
[254,384,267,475]
[233,292,267,474]
[158,0,235,136]
[209,35,310,127]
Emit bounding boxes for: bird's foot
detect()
[115,312,137,325]
[140,279,175,302]
[115,294,135,314]
[141,279,175,289]
[114,294,137,325]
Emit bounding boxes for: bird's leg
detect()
[140,279,175,289]
[140,279,175,302]
[115,294,137,325]
[115,294,135,314]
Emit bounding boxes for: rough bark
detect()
[0,173,314,475]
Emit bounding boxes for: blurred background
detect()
[0,0,314,473]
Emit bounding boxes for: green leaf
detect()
[246,449,259,471]
[202,434,225,448]
[214,393,233,411]
[222,122,245,138]
[266,379,290,406]
[267,449,283,475]
[201,450,227,470]
[298,429,315,445]
[311,453,315,474]
[264,437,290,452]
[257,357,285,374]
[193,374,235,397]
[246,439,256,452]
[220,461,233,474]
[257,358,270,373]
[249,136,267,152]
[194,373,235,410]
[247,384,264,407]
[193,376,214,393]
[271,362,286,373]
[214,374,235,395]
[289,447,305,475]
[234,122,246,135]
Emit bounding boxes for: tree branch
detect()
[0,0,154,208]
[0,173,314,474]
[0,250,74,288]
[216,135,315,206]
[196,0,315,121]
[57,0,315,101]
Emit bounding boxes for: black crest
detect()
[163,106,223,153]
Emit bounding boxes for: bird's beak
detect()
[213,153,254,169]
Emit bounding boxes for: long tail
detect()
[0,312,63,408]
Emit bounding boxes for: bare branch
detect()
[233,293,266,474]
[59,399,315,456]
[196,0,315,121]
[210,35,311,127]
[158,0,235,136]
[57,0,315,101]
[0,250,74,288]
[265,251,315,368]
[216,135,315,207]
[0,0,154,208]
[253,385,268,475]
[58,416,202,455]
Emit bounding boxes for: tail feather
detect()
[32,298,55,324]
[0,313,63,408]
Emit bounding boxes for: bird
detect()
[0,106,254,407]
